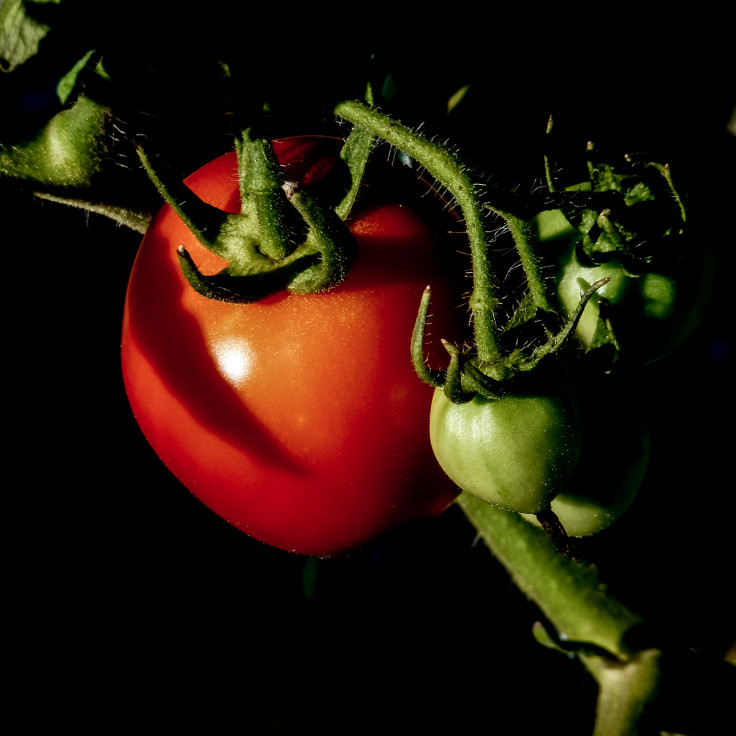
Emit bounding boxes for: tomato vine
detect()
[3,14,733,736]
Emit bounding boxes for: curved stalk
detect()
[334,100,502,367]
[485,204,552,313]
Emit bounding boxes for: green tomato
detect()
[556,247,707,364]
[522,376,650,536]
[538,209,713,365]
[429,388,580,515]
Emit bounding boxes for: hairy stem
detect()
[334,100,502,366]
[486,204,552,313]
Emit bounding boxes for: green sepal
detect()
[413,273,609,399]
[583,298,621,363]
[441,342,475,404]
[171,188,355,303]
[285,187,356,294]
[411,286,446,389]
[176,245,320,304]
[461,359,505,400]
[235,130,295,261]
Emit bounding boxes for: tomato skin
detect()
[521,378,650,536]
[121,138,464,556]
[428,388,580,515]
[538,422,648,536]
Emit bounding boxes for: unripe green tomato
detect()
[536,208,714,365]
[556,247,707,364]
[521,379,650,536]
[429,389,580,514]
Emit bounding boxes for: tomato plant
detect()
[428,384,580,515]
[121,137,466,556]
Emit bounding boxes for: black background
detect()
[5,5,734,734]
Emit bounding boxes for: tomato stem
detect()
[584,649,663,736]
[535,506,580,561]
[543,115,556,193]
[284,187,356,293]
[334,100,502,366]
[647,161,687,224]
[484,204,553,314]
[335,85,375,221]
[457,492,643,658]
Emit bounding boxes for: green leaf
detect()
[0,0,61,72]
[56,49,95,103]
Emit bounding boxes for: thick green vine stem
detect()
[458,494,736,734]
[458,493,642,656]
[334,99,503,369]
[584,649,663,736]
[458,493,654,736]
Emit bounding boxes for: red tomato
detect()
[121,137,466,555]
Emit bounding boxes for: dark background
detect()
[5,5,734,733]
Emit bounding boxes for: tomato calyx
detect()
[412,277,608,401]
[427,366,584,560]
[534,121,707,368]
[135,127,375,303]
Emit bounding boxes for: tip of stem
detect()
[282,181,299,198]
[536,508,582,562]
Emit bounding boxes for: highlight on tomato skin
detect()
[121,137,468,556]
